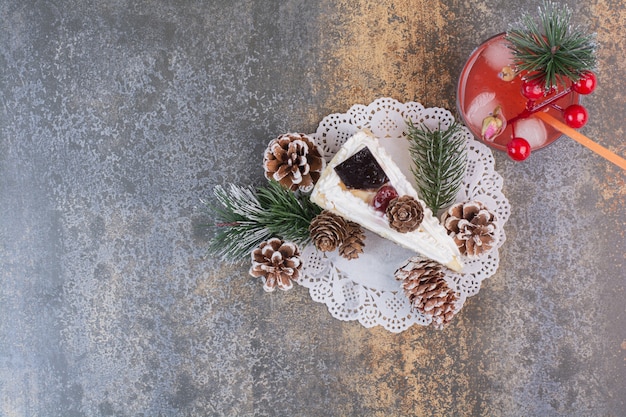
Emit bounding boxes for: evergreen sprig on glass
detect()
[506,1,597,91]
[206,180,322,262]
[407,121,467,215]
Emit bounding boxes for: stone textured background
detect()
[1,0,624,416]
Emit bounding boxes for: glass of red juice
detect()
[457,33,580,152]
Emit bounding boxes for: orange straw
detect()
[535,112,626,171]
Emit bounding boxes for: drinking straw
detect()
[535,112,626,171]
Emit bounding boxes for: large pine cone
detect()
[395,257,459,329]
[386,195,424,233]
[309,210,349,252]
[249,238,302,292]
[442,201,497,258]
[263,133,324,192]
[338,221,366,260]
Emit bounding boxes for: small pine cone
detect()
[395,257,459,328]
[338,221,366,260]
[309,210,349,252]
[386,195,424,233]
[442,201,497,258]
[263,133,325,192]
[249,238,302,292]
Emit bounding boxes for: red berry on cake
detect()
[372,185,399,213]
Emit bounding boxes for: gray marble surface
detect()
[1,1,625,416]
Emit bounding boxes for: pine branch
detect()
[506,1,597,91]
[257,180,322,243]
[205,181,322,262]
[406,121,467,214]
[206,184,273,262]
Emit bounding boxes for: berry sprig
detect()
[502,70,597,161]
[487,1,597,161]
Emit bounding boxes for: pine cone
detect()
[263,133,324,192]
[395,257,460,329]
[249,238,302,292]
[338,221,366,260]
[309,210,348,252]
[386,195,424,233]
[442,201,497,258]
[309,210,349,252]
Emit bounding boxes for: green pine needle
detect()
[406,121,467,214]
[205,180,322,262]
[506,1,597,91]
[257,181,322,242]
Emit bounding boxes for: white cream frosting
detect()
[311,131,463,272]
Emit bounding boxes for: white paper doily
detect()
[299,97,511,332]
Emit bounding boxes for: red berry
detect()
[572,72,597,95]
[521,78,545,100]
[372,185,398,212]
[507,137,531,161]
[563,104,588,128]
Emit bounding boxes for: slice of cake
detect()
[311,131,463,272]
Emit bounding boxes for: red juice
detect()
[457,33,580,152]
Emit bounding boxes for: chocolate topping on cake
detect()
[333,146,388,190]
